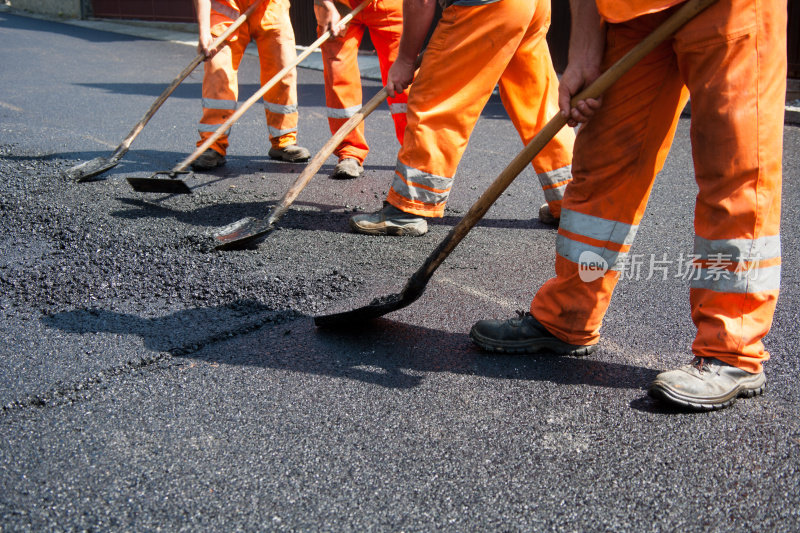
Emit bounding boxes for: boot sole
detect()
[268,150,310,163]
[469,328,596,356]
[349,220,427,237]
[330,171,364,180]
[269,155,310,163]
[648,375,766,411]
[190,159,226,170]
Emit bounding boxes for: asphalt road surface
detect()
[1,11,799,531]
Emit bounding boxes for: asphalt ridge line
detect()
[1,310,298,415]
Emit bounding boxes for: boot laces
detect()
[511,310,529,325]
[691,356,709,372]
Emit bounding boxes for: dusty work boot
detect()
[538,203,559,226]
[470,311,596,356]
[330,157,364,180]
[269,144,311,163]
[190,148,226,170]
[350,202,428,236]
[649,357,766,411]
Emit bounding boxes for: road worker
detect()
[349,0,575,235]
[314,0,408,180]
[191,0,310,170]
[470,0,786,410]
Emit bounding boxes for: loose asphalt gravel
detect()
[1,9,799,532]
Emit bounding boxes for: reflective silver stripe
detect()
[389,103,408,115]
[327,104,361,119]
[396,161,453,190]
[537,165,572,187]
[202,97,237,110]
[198,123,231,135]
[694,235,781,261]
[268,126,297,137]
[211,0,240,20]
[691,265,781,293]
[391,162,452,205]
[557,234,629,271]
[264,102,298,115]
[543,182,567,203]
[560,208,639,246]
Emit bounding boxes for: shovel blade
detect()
[314,276,428,328]
[214,217,275,250]
[314,292,408,328]
[126,176,193,194]
[66,156,120,182]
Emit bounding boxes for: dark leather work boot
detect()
[470,311,596,356]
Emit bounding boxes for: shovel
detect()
[127,0,374,195]
[214,85,391,249]
[314,0,718,328]
[65,0,266,182]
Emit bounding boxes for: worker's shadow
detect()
[111,196,552,234]
[41,301,664,411]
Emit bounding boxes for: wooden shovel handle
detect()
[407,0,718,289]
[268,86,389,224]
[174,0,375,173]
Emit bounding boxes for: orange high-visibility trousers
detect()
[197,0,299,156]
[531,0,786,373]
[317,0,407,164]
[385,0,575,218]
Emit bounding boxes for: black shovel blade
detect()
[313,278,426,328]
[66,156,119,182]
[314,292,407,328]
[127,171,193,194]
[214,217,275,250]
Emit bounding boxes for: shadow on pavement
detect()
[110,196,552,232]
[42,303,660,395]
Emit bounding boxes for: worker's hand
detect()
[197,29,218,59]
[558,63,603,127]
[314,0,345,37]
[558,0,605,127]
[386,55,415,98]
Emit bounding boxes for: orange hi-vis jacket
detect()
[197,0,299,155]
[317,0,408,164]
[385,0,575,218]
[531,0,786,373]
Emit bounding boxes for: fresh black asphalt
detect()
[1,11,799,531]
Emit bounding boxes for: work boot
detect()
[190,148,226,170]
[649,357,766,411]
[330,157,364,180]
[539,203,559,226]
[269,144,311,163]
[350,202,428,236]
[470,311,596,356]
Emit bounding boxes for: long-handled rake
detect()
[66,0,266,182]
[314,0,718,328]
[126,0,374,195]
